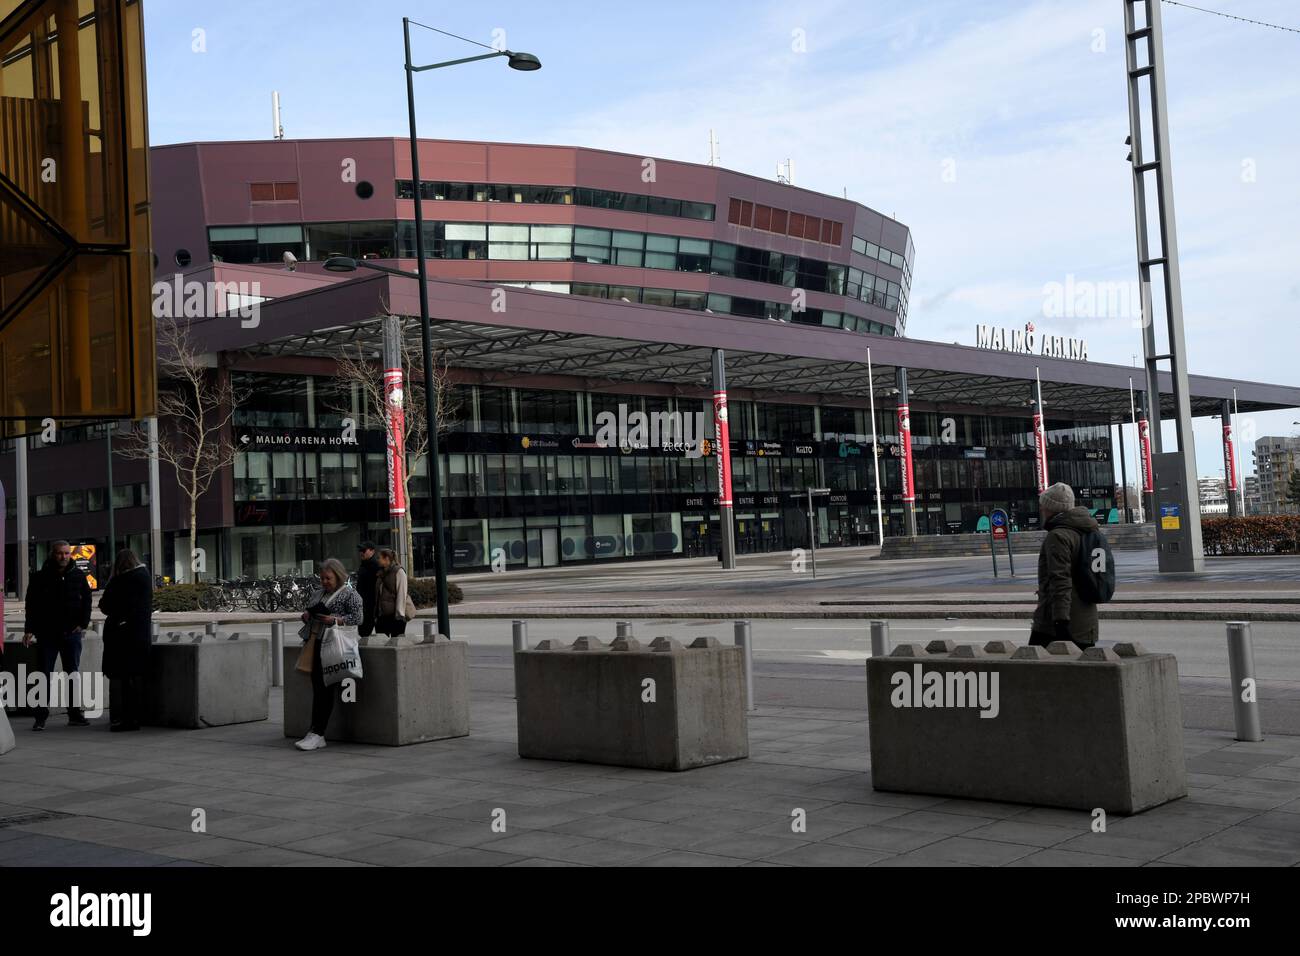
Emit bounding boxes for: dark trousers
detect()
[35,630,84,721]
[111,676,145,727]
[309,638,337,735]
[375,615,407,637]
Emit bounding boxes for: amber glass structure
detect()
[0,0,154,433]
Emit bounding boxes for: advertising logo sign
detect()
[1032,412,1048,493]
[896,404,915,503]
[714,392,733,506]
[1222,422,1238,493]
[384,368,406,517]
[1138,418,1154,494]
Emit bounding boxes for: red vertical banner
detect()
[384,367,407,517]
[1032,412,1049,493]
[1222,422,1238,493]
[713,391,733,506]
[1138,418,1154,493]
[897,404,915,503]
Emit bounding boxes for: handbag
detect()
[318,624,363,686]
[295,635,316,674]
[403,594,417,620]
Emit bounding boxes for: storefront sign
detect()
[237,429,360,450]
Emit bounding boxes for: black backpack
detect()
[1073,527,1116,604]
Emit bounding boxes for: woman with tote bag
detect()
[374,548,416,638]
[293,558,363,752]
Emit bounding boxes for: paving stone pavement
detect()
[3,691,1300,867]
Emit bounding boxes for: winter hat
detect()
[1039,482,1075,519]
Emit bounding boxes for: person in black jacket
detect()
[99,550,153,732]
[354,541,381,638]
[21,540,92,730]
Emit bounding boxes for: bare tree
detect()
[117,317,241,582]
[333,315,457,568]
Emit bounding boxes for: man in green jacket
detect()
[1030,483,1100,648]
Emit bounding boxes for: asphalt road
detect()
[451,546,1300,609]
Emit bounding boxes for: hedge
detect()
[151,583,219,612]
[409,577,463,609]
[1202,515,1300,555]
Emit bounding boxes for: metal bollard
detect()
[270,620,284,688]
[615,620,633,640]
[205,621,217,636]
[423,620,436,642]
[512,620,528,654]
[733,620,755,713]
[1226,621,1263,742]
[870,620,890,658]
[151,621,160,641]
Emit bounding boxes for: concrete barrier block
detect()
[890,644,930,658]
[515,639,748,771]
[925,639,956,655]
[2,635,105,715]
[135,637,270,729]
[1114,642,1148,657]
[983,640,1018,655]
[689,636,721,649]
[571,636,605,651]
[283,640,470,746]
[866,647,1186,814]
[611,637,641,652]
[535,639,566,651]
[1047,641,1082,658]
[950,644,988,659]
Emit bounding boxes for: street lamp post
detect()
[326,21,540,638]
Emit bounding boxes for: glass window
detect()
[641,288,674,307]
[531,224,572,243]
[681,201,715,221]
[674,290,707,311]
[61,490,83,514]
[87,488,107,512]
[35,494,56,517]
[646,196,682,217]
[446,223,488,241]
[609,285,640,303]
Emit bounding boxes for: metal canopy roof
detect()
[192,268,1300,424]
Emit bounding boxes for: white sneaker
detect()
[294,733,327,751]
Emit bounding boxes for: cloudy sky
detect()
[143,0,1300,477]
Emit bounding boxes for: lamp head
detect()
[506,50,542,71]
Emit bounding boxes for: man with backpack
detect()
[1030,483,1115,649]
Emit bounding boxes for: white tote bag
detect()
[318,624,363,686]
[0,706,15,756]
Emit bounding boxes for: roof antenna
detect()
[708,129,719,166]
[273,91,285,140]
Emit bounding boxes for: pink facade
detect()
[149,137,913,333]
